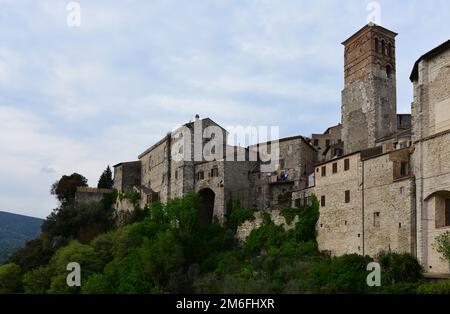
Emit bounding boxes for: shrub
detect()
[226,201,254,232]
[377,251,423,285]
[435,232,450,263]
[22,266,52,294]
[416,280,450,294]
[311,254,373,293]
[0,263,22,293]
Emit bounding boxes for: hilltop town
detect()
[77,23,450,275]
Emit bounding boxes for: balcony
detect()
[269,173,294,185]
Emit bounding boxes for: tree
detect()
[435,232,450,263]
[51,173,88,204]
[22,266,52,294]
[0,263,22,293]
[97,166,114,189]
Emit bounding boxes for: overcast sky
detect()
[1,0,449,218]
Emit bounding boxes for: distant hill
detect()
[0,211,43,264]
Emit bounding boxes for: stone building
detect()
[290,24,449,275]
[108,23,449,275]
[341,23,398,154]
[113,161,141,192]
[310,124,343,161]
[75,187,112,205]
[411,39,450,274]
[248,136,317,211]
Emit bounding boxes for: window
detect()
[345,190,351,203]
[175,170,178,180]
[211,167,219,177]
[386,65,392,78]
[305,196,312,207]
[388,43,392,57]
[197,171,204,181]
[375,38,379,53]
[326,139,331,147]
[382,40,386,55]
[314,139,319,146]
[321,166,326,177]
[295,198,301,208]
[321,195,326,207]
[332,162,338,174]
[344,158,350,171]
[400,162,408,177]
[279,159,285,169]
[446,199,450,227]
[374,212,381,227]
[400,186,405,195]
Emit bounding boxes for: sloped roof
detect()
[410,39,450,82]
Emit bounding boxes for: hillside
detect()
[0,211,43,264]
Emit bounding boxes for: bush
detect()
[416,280,450,294]
[22,266,52,294]
[226,201,254,232]
[435,232,450,263]
[377,251,423,285]
[311,254,374,293]
[0,263,22,293]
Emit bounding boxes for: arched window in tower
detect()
[381,40,386,55]
[386,65,392,78]
[388,43,392,57]
[374,38,379,53]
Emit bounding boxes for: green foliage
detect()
[435,231,450,263]
[310,254,374,293]
[0,263,22,293]
[8,238,54,272]
[226,201,254,232]
[97,166,114,189]
[51,173,88,205]
[3,192,429,295]
[47,240,104,293]
[22,266,52,294]
[42,201,115,244]
[289,195,320,243]
[416,279,450,294]
[377,251,423,285]
[118,189,141,207]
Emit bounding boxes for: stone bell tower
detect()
[341,23,398,154]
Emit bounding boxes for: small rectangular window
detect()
[400,187,405,195]
[321,166,326,177]
[326,139,330,147]
[295,199,301,208]
[345,190,351,203]
[344,158,350,171]
[374,212,381,227]
[321,196,326,207]
[332,163,338,174]
[400,162,408,177]
[305,196,312,207]
[314,139,319,146]
[211,167,219,177]
[445,199,450,227]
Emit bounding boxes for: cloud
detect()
[0,0,449,217]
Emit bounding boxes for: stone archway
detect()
[198,188,215,227]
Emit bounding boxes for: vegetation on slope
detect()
[1,171,449,294]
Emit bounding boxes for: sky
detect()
[0,0,449,218]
